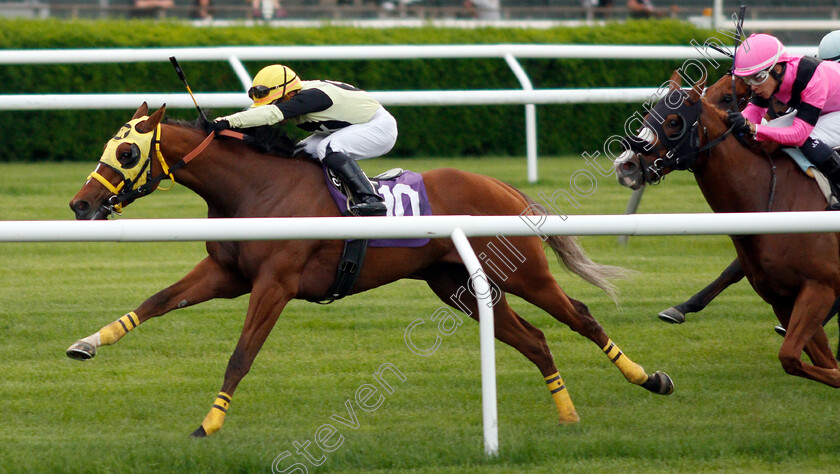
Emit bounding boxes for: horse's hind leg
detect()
[500,260,673,395]
[569,297,673,394]
[421,264,579,424]
[66,256,248,360]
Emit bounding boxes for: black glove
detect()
[726,110,751,136]
[210,119,230,134]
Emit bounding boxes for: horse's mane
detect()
[701,98,730,122]
[163,116,297,158]
[700,96,784,157]
[164,116,205,130]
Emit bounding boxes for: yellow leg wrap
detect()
[544,372,579,424]
[99,312,139,346]
[200,392,232,436]
[602,339,648,385]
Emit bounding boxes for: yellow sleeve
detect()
[219,105,285,128]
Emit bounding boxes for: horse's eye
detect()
[667,119,684,138]
[117,143,141,169]
[722,95,732,104]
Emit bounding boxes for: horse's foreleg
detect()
[659,259,744,324]
[802,336,839,369]
[779,282,840,387]
[66,257,247,360]
[192,279,294,437]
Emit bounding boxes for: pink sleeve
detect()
[741,103,766,124]
[801,68,830,110]
[754,116,814,146]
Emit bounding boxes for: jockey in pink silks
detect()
[727,33,840,185]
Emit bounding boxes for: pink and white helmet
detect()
[733,33,789,77]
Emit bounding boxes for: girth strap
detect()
[311,238,369,304]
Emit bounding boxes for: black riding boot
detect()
[800,138,840,209]
[801,138,840,184]
[323,151,387,216]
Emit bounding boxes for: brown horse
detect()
[614,72,840,387]
[654,74,750,324]
[657,74,839,346]
[67,103,673,437]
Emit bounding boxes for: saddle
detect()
[781,147,840,209]
[315,165,432,304]
[313,168,407,305]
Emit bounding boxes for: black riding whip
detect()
[729,5,747,113]
[169,56,211,124]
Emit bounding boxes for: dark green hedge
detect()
[0,18,731,161]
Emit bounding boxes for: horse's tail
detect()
[513,188,630,303]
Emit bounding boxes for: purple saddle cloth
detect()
[324,167,432,248]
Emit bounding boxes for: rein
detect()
[90,125,246,218]
[112,128,245,207]
[642,93,778,213]
[764,152,777,212]
[641,110,736,182]
[726,74,777,212]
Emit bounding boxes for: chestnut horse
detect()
[654,74,750,324]
[657,74,838,346]
[67,103,673,437]
[614,72,840,387]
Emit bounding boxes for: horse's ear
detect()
[669,70,682,90]
[132,102,149,120]
[135,105,166,134]
[688,75,706,103]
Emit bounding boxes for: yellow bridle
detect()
[86,121,174,213]
[84,117,242,217]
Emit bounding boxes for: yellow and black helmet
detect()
[248,64,302,107]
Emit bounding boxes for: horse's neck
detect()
[159,125,323,217]
[690,106,782,213]
[693,140,777,213]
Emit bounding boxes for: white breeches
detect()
[763,109,840,148]
[297,107,398,161]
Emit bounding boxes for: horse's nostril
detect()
[71,200,90,214]
[622,161,638,172]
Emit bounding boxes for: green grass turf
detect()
[1,157,839,473]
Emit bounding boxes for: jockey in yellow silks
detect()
[213,65,397,217]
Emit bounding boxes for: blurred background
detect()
[1,1,839,43]
[1,2,835,162]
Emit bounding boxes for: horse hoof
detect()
[641,371,674,395]
[658,307,685,324]
[66,341,96,361]
[190,426,207,438]
[774,325,786,337]
[557,412,581,425]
